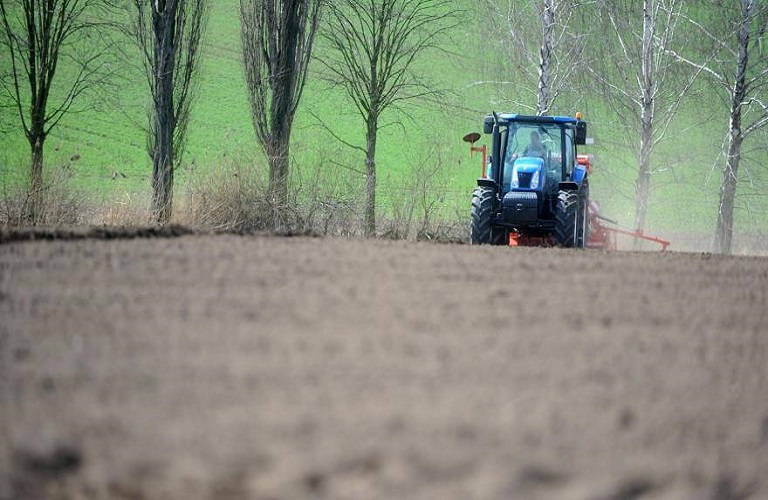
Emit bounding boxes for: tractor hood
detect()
[508,157,544,191]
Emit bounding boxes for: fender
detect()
[477,178,498,190]
[572,164,587,184]
[560,164,587,191]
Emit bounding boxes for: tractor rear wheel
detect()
[555,190,579,247]
[576,184,590,248]
[471,187,503,245]
[556,187,589,248]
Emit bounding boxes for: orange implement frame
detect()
[587,210,670,252]
[601,226,670,252]
[587,212,616,250]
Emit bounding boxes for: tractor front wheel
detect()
[471,187,503,245]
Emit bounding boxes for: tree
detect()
[587,0,700,238]
[672,1,768,254]
[319,0,456,236]
[0,0,112,221]
[239,0,321,222]
[480,0,585,115]
[132,0,207,224]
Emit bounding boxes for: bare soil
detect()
[1,232,767,499]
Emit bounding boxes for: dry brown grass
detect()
[0,167,93,226]
[181,160,269,231]
[95,193,152,226]
[1,149,465,241]
[179,157,363,235]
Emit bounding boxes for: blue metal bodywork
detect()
[498,113,579,124]
[572,163,587,185]
[506,156,543,191]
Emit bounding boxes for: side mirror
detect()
[483,116,494,134]
[575,121,587,145]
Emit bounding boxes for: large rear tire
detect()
[555,190,578,247]
[576,184,590,248]
[556,187,589,248]
[471,187,503,245]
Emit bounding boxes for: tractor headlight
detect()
[510,164,519,188]
[530,169,540,189]
[510,164,541,189]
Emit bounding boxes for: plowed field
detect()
[2,233,767,499]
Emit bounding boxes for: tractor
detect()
[465,113,591,247]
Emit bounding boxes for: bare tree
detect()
[239,0,321,220]
[133,0,207,224]
[587,0,700,238]
[670,1,768,254]
[480,0,585,115]
[319,0,456,236]
[0,0,112,221]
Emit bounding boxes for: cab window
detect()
[564,128,575,180]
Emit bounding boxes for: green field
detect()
[1,1,767,236]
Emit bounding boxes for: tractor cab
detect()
[493,121,576,197]
[485,114,586,195]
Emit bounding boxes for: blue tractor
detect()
[466,113,590,247]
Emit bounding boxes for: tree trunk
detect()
[364,113,378,237]
[634,0,655,244]
[265,2,304,215]
[537,0,555,116]
[634,117,653,236]
[267,128,290,223]
[714,0,751,255]
[151,107,174,224]
[28,63,48,223]
[268,75,293,213]
[28,135,45,222]
[715,129,742,254]
[714,89,747,255]
[150,4,176,225]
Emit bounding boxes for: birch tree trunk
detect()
[536,0,555,115]
[714,1,751,255]
[634,0,655,240]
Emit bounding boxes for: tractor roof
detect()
[496,114,579,124]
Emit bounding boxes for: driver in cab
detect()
[523,130,547,158]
